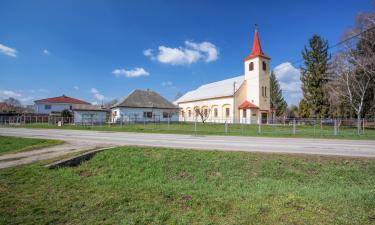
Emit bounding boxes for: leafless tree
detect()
[328,12,375,133]
[194,106,211,123]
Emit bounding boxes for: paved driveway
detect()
[0,127,374,168]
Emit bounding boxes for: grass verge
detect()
[0,146,374,224]
[0,136,63,155]
[3,122,375,140]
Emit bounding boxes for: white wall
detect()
[178,97,235,123]
[111,107,179,123]
[73,111,107,124]
[34,103,73,114]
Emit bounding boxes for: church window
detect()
[265,87,267,97]
[214,108,218,117]
[225,108,230,117]
[262,61,267,71]
[242,109,247,118]
[262,86,264,97]
[249,62,254,71]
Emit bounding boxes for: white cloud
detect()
[273,62,302,105]
[143,48,153,57]
[73,86,79,90]
[144,41,219,65]
[43,49,50,55]
[0,90,34,105]
[0,43,17,57]
[90,88,105,101]
[112,67,149,78]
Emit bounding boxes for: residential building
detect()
[111,89,179,123]
[72,105,108,124]
[33,95,90,114]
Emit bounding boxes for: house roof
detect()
[0,102,13,111]
[112,89,178,109]
[72,104,108,112]
[238,100,258,109]
[244,30,270,61]
[34,95,90,105]
[175,75,244,103]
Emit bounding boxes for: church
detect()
[175,30,271,124]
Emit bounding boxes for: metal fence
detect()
[0,114,374,137]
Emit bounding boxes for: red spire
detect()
[244,30,270,61]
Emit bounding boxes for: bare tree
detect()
[194,106,211,123]
[328,13,375,133]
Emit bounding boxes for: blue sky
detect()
[0,0,372,106]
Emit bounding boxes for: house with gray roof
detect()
[111,89,179,123]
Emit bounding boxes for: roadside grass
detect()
[0,136,63,155]
[0,146,374,224]
[3,122,375,140]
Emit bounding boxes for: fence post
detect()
[293,118,296,135]
[225,122,228,134]
[362,119,365,134]
[194,119,197,135]
[334,119,337,136]
[258,120,261,134]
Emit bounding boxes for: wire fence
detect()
[0,114,374,137]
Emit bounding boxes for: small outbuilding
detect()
[72,105,108,125]
[111,89,179,123]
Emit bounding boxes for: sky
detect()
[0,0,373,106]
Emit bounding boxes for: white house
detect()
[175,30,272,124]
[111,89,179,123]
[72,105,108,124]
[33,95,90,114]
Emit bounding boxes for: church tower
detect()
[243,29,271,115]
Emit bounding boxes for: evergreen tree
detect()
[269,71,287,117]
[298,99,310,118]
[300,35,331,118]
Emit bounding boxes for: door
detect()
[261,112,268,124]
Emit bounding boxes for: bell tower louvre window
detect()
[249,62,254,71]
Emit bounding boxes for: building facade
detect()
[176,30,271,124]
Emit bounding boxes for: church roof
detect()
[244,30,270,61]
[175,76,244,103]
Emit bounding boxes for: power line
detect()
[272,25,375,72]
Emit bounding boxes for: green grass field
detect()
[0,146,374,224]
[0,136,63,155]
[4,122,375,140]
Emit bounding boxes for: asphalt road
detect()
[1,128,375,159]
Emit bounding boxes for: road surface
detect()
[0,128,374,168]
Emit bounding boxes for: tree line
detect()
[270,6,375,127]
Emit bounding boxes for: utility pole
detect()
[233,81,236,124]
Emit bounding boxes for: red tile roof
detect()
[34,95,90,105]
[244,30,270,61]
[238,100,258,109]
[0,102,12,110]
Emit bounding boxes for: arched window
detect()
[249,62,254,71]
[262,61,267,71]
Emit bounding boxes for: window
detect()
[188,110,191,117]
[242,109,247,118]
[252,113,257,117]
[265,87,267,97]
[249,62,254,71]
[204,108,208,117]
[163,112,170,118]
[44,105,51,110]
[69,105,72,110]
[225,108,230,117]
[262,86,264,97]
[143,111,153,118]
[262,61,267,71]
[214,108,218,117]
[181,111,185,117]
[113,111,117,116]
